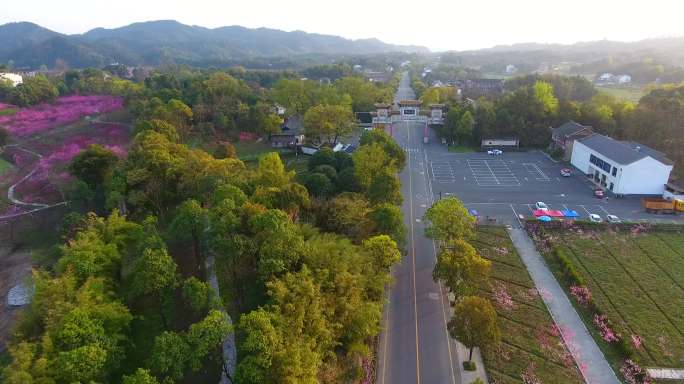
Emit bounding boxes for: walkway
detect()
[507,227,619,384]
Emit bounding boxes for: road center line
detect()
[407,121,421,384]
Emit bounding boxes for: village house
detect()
[270,115,304,149]
[550,121,594,161]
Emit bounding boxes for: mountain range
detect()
[0,20,429,69]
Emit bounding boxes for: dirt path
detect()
[1,144,67,219]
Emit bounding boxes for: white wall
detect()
[0,73,23,87]
[618,157,672,195]
[570,141,592,174]
[571,140,672,195]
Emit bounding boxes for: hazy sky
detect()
[3,0,684,51]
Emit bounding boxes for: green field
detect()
[539,227,684,372]
[0,158,12,176]
[473,227,583,384]
[0,108,17,116]
[596,86,645,103]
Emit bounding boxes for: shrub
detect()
[554,247,585,286]
[463,361,477,371]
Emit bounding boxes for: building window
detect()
[612,167,617,176]
[590,154,596,164]
[609,182,614,191]
[602,161,611,173]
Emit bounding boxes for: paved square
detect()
[467,159,520,186]
[423,149,684,225]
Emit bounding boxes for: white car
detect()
[606,214,621,223]
[487,149,503,155]
[535,202,549,210]
[589,214,603,223]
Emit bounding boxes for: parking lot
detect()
[425,149,684,226]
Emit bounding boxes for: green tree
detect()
[68,144,119,188]
[368,171,403,206]
[168,199,207,266]
[182,277,215,314]
[318,193,373,241]
[235,309,281,383]
[135,119,180,143]
[433,240,491,298]
[185,310,232,371]
[148,331,190,382]
[9,74,58,106]
[449,296,500,362]
[359,129,406,170]
[255,152,294,188]
[122,368,160,384]
[308,147,336,170]
[370,203,406,246]
[456,110,475,145]
[423,197,476,244]
[304,173,333,197]
[353,143,392,190]
[303,104,355,145]
[129,247,178,298]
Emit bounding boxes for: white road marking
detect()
[598,205,611,216]
[579,204,592,216]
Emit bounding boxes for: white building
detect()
[570,134,673,195]
[0,72,23,87]
[505,64,517,74]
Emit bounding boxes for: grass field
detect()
[537,226,684,373]
[596,85,645,103]
[0,158,12,176]
[473,226,584,384]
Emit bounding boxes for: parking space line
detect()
[598,205,611,216]
[579,204,592,216]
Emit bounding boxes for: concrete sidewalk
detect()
[507,227,619,384]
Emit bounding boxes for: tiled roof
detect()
[578,134,673,165]
[552,121,591,137]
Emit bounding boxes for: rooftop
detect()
[398,99,421,106]
[275,115,302,136]
[552,121,592,137]
[578,134,673,166]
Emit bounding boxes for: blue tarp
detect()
[538,215,552,222]
[561,209,579,218]
[469,209,479,217]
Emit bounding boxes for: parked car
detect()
[589,214,603,223]
[594,189,605,198]
[606,214,621,223]
[487,149,503,155]
[560,168,572,177]
[535,201,549,210]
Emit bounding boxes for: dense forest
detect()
[0,66,407,383]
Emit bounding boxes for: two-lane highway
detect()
[377,73,459,384]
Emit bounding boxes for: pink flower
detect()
[620,359,653,384]
[0,95,124,137]
[521,363,542,384]
[593,314,621,343]
[492,282,515,311]
[569,285,592,306]
[631,334,643,350]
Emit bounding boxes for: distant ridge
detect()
[0,20,429,69]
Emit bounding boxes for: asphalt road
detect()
[377,73,459,384]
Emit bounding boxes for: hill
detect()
[0,20,428,69]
